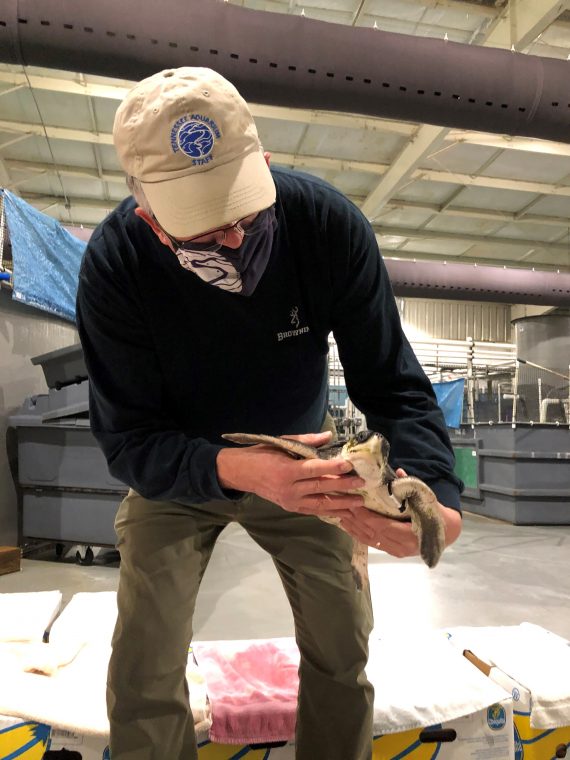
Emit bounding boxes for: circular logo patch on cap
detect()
[170,114,221,166]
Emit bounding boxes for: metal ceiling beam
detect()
[394,0,503,16]
[360,125,448,220]
[5,159,125,183]
[0,72,131,101]
[379,249,565,271]
[357,0,569,223]
[17,200,567,270]
[447,130,570,158]
[4,140,570,197]
[0,134,32,152]
[6,70,570,157]
[270,151,570,197]
[374,224,570,254]
[8,157,570,229]
[0,119,113,145]
[485,0,570,50]
[286,0,503,19]
[411,165,570,197]
[22,192,121,210]
[383,198,570,228]
[252,105,411,134]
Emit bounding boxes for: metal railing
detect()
[328,335,569,429]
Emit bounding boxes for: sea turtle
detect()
[222,429,446,590]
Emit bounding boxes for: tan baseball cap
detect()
[113,67,276,238]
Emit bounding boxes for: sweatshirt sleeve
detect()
[330,206,463,511]
[75,216,229,504]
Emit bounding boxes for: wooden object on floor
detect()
[0,546,21,576]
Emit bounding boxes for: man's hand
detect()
[216,431,367,515]
[335,468,462,558]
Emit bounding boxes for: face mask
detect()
[174,206,277,296]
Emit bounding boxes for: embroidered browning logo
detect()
[290,306,300,328]
[278,306,309,341]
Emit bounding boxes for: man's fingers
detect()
[298,457,352,479]
[296,474,365,496]
[338,516,376,540]
[298,494,366,512]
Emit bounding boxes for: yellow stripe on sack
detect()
[0,722,51,759]
[514,713,570,758]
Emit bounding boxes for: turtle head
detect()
[342,430,395,483]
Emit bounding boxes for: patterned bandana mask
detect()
[174,206,277,296]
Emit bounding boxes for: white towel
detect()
[48,591,118,647]
[0,592,211,738]
[447,623,570,729]
[370,631,510,734]
[0,640,84,676]
[0,591,62,642]
[0,643,111,735]
[0,642,211,738]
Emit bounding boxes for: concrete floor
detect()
[1,512,569,641]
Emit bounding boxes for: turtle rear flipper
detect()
[222,433,319,459]
[390,477,446,568]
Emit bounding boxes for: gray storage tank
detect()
[513,313,570,376]
[452,312,570,525]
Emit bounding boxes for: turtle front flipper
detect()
[221,433,319,460]
[390,477,446,568]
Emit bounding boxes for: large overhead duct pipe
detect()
[385,259,570,307]
[61,224,570,307]
[2,0,570,143]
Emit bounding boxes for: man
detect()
[76,67,462,760]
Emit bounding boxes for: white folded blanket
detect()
[0,642,211,738]
[447,623,570,729]
[0,591,62,642]
[48,591,117,647]
[0,643,111,735]
[0,592,211,738]
[0,640,84,676]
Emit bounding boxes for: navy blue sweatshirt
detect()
[76,166,463,510]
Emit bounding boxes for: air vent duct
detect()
[1,0,570,142]
[385,259,570,307]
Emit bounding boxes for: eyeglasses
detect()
[159,206,273,253]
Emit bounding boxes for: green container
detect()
[454,445,478,490]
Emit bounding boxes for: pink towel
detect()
[192,637,300,745]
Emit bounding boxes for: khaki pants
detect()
[107,428,374,759]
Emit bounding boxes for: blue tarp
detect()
[432,378,465,429]
[2,189,86,322]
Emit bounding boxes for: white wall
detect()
[398,297,511,343]
[0,288,77,545]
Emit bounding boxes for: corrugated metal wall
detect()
[398,298,511,343]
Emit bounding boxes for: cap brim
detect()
[141,150,276,239]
